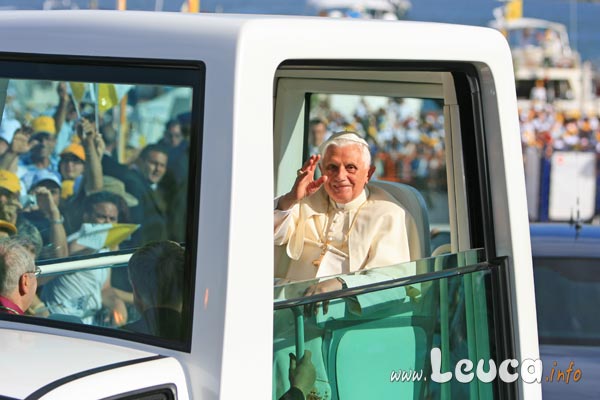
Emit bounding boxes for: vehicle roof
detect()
[530,223,600,258]
[0,10,508,65]
[0,327,154,399]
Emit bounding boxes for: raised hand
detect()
[57,81,69,103]
[77,117,96,142]
[10,129,33,155]
[277,155,327,211]
[33,186,61,221]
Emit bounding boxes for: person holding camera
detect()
[19,170,68,260]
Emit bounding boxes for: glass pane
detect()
[273,250,497,400]
[0,67,196,344]
[2,78,191,260]
[308,94,449,230]
[534,257,600,343]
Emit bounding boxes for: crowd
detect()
[520,104,600,154]
[308,94,600,222]
[0,80,190,323]
[309,96,447,201]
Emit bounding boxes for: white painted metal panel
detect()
[549,151,597,221]
[0,10,540,400]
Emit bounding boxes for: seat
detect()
[320,181,435,399]
[369,180,431,260]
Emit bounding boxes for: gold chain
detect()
[312,198,368,267]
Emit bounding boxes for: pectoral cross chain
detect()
[312,244,328,267]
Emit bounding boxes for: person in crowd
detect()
[127,143,170,243]
[7,235,50,317]
[0,118,22,157]
[99,121,132,180]
[158,118,189,176]
[52,82,79,155]
[58,117,105,234]
[40,191,129,325]
[58,143,86,200]
[0,239,38,315]
[124,240,184,340]
[0,220,17,239]
[308,118,329,156]
[102,175,140,303]
[0,169,43,258]
[20,170,68,259]
[0,126,33,175]
[18,116,60,190]
[156,119,189,242]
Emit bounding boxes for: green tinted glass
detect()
[274,249,498,400]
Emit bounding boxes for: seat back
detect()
[369,180,431,260]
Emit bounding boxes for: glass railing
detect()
[273,249,498,400]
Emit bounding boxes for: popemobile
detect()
[0,9,539,400]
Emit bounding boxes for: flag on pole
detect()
[97,84,133,115]
[67,223,139,251]
[505,0,522,21]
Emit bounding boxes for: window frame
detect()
[0,52,205,352]
[272,60,517,398]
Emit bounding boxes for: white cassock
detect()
[274,184,413,298]
[272,184,415,399]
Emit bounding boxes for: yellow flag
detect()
[69,82,86,103]
[61,179,75,200]
[105,223,139,248]
[506,0,522,21]
[97,83,119,115]
[97,84,133,116]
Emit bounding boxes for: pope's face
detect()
[320,144,373,204]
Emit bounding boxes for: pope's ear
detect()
[367,165,376,180]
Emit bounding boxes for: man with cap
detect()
[0,169,26,231]
[0,169,43,258]
[59,143,86,200]
[0,220,17,239]
[20,170,68,259]
[22,115,59,170]
[10,115,61,196]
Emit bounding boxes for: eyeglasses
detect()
[27,267,42,277]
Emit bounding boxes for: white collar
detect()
[330,186,369,211]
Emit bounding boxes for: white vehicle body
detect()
[0,11,539,400]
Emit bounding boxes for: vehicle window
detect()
[0,59,202,348]
[272,65,505,399]
[308,94,449,231]
[534,257,600,344]
[274,249,494,400]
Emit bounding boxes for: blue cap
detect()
[29,170,62,191]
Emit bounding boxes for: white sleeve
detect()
[274,197,294,245]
